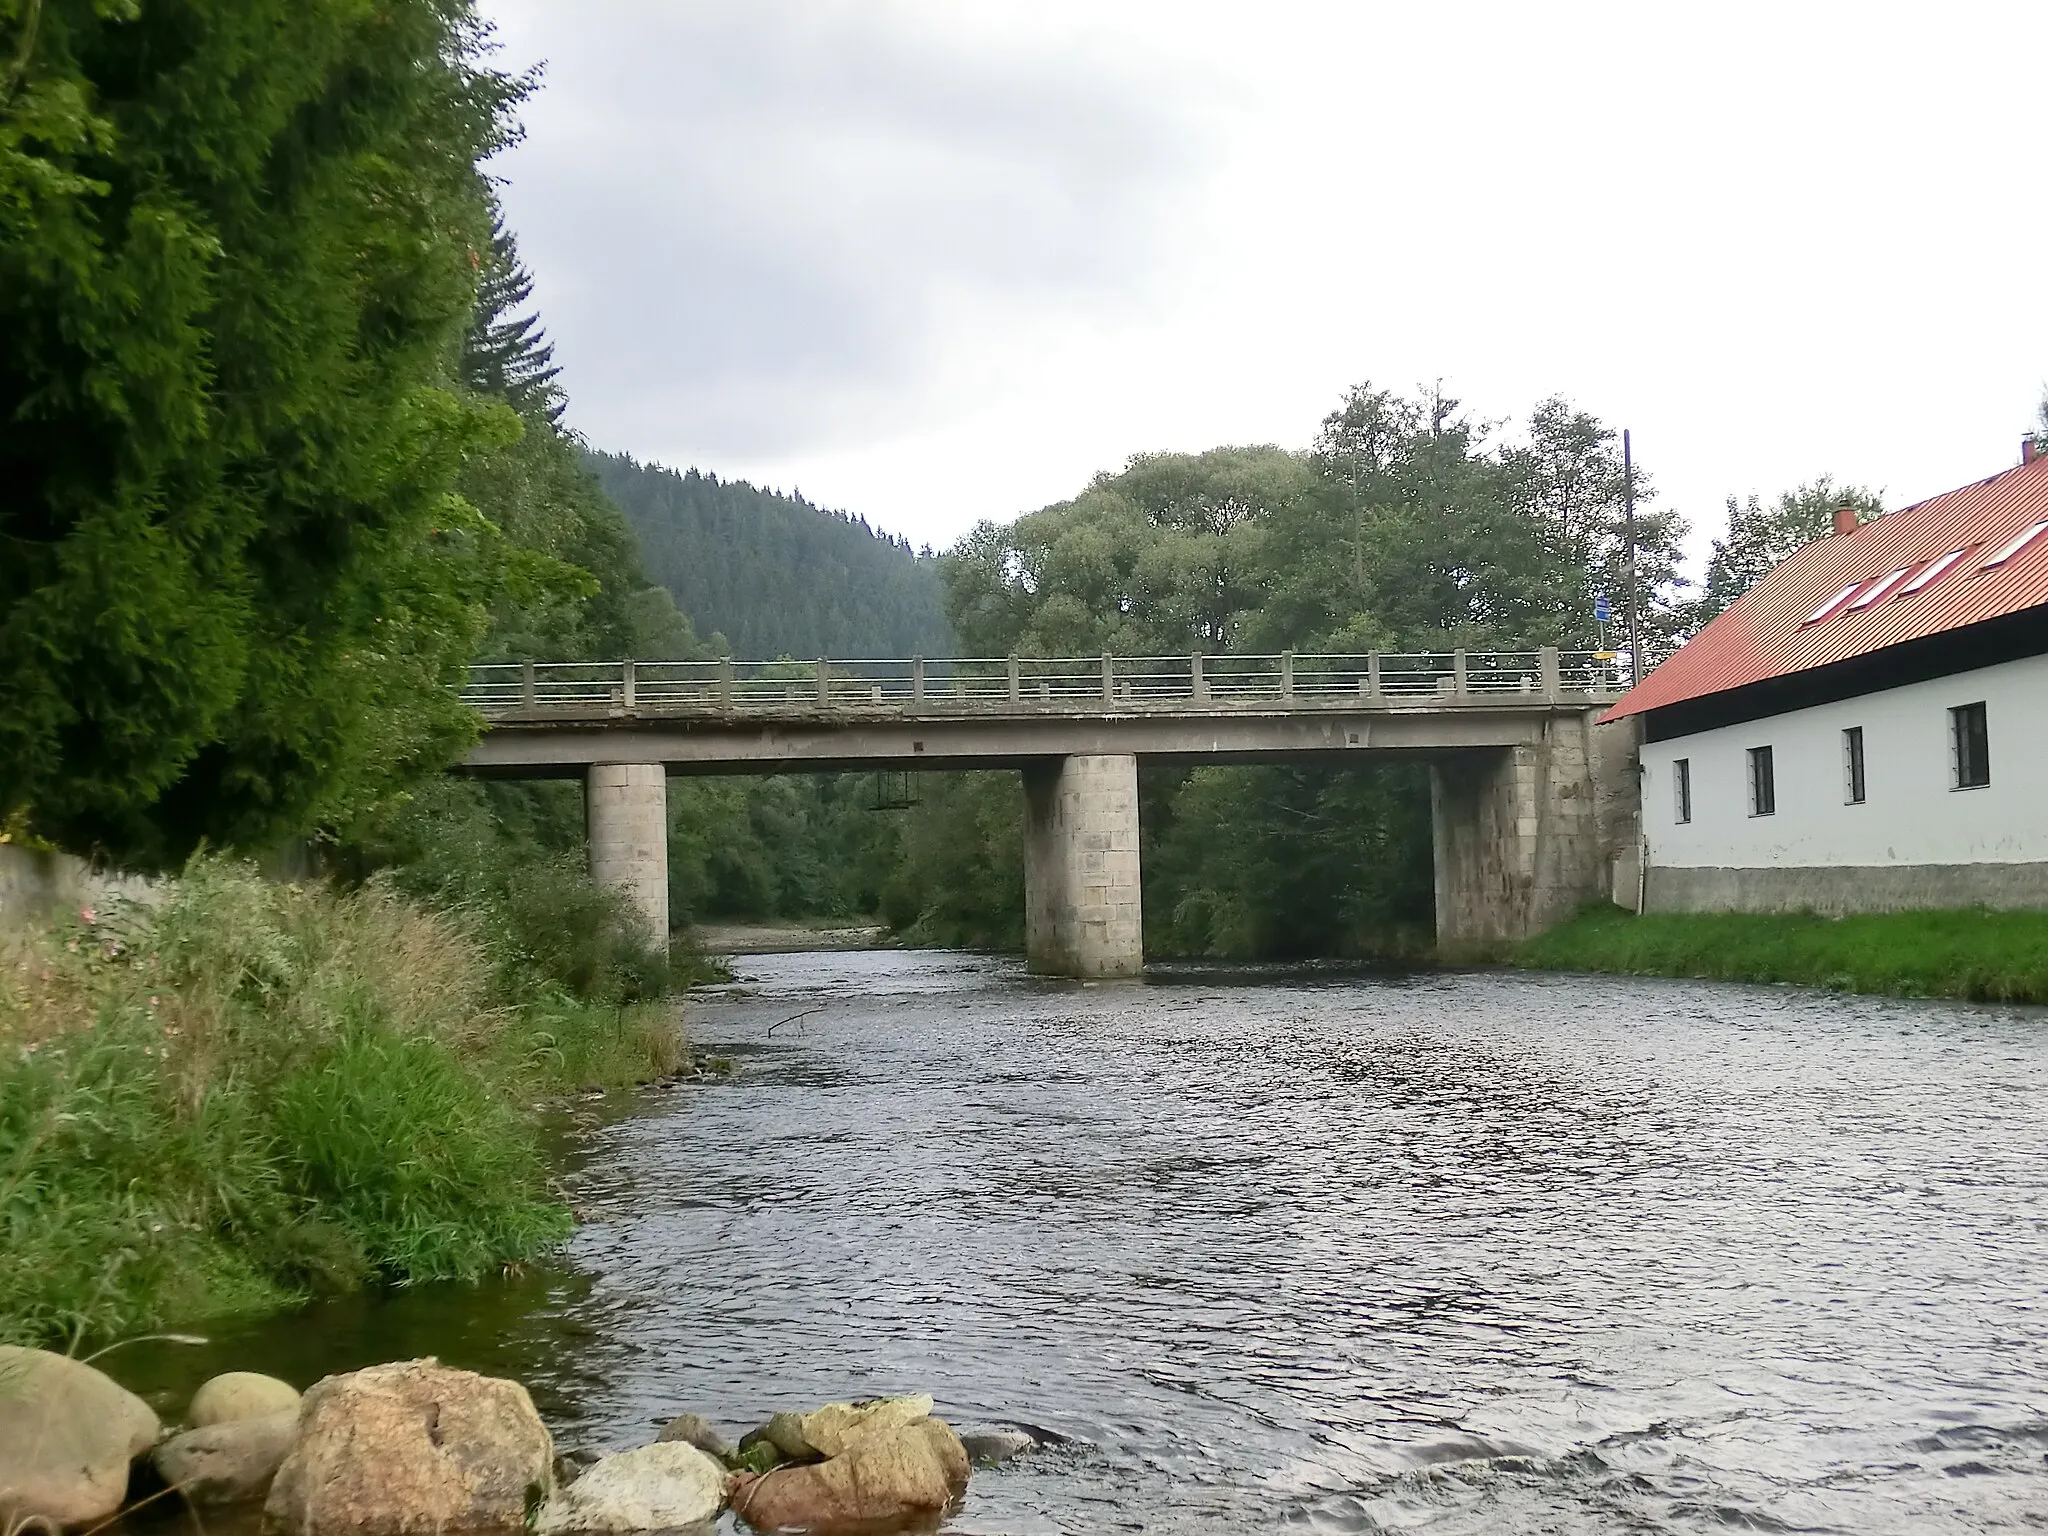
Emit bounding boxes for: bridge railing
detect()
[461,649,1646,717]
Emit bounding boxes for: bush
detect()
[0,857,680,1347]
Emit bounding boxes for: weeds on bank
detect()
[0,859,687,1348]
[1515,902,2048,1004]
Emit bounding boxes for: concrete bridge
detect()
[457,651,1644,977]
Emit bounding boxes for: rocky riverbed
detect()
[0,1347,1016,1536]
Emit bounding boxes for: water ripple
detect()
[117,952,2048,1534]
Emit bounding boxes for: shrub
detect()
[0,857,680,1346]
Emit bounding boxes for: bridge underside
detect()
[460,705,1638,978]
[462,704,1567,777]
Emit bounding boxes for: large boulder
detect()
[192,1372,301,1428]
[263,1359,552,1536]
[0,1345,160,1529]
[156,1411,298,1506]
[534,1443,727,1533]
[797,1396,933,1459]
[730,1401,967,1534]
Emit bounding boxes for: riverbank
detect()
[1514,902,2048,1003]
[693,919,893,955]
[0,860,687,1349]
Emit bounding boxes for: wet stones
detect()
[155,1411,299,1506]
[728,1397,969,1534]
[958,1426,1038,1467]
[192,1371,302,1427]
[534,1443,727,1534]
[0,1346,161,1530]
[263,1359,553,1536]
[653,1411,730,1461]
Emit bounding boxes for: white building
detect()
[1604,442,2048,913]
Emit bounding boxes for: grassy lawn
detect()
[1514,903,2048,1004]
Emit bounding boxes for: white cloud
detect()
[481,0,2048,569]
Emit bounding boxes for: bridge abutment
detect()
[1430,711,1634,949]
[1023,754,1144,979]
[587,763,669,945]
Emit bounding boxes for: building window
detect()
[1747,745,1775,817]
[1842,727,1866,804]
[1673,758,1692,824]
[1950,702,1990,789]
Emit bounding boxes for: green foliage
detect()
[591,451,953,659]
[946,446,1307,656]
[463,209,562,425]
[1515,902,2048,1003]
[1142,764,1434,960]
[1687,477,1886,629]
[1,0,529,866]
[349,776,673,1006]
[879,773,1024,949]
[906,383,1697,957]
[0,859,686,1346]
[669,774,901,926]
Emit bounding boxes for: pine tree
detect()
[463,209,564,426]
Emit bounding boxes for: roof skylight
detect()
[1847,568,1910,609]
[1900,547,1968,594]
[1805,584,1861,624]
[1980,520,2048,569]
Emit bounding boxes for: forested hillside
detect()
[590,452,952,659]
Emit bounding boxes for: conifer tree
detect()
[1,0,528,864]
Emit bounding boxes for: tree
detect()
[1688,477,1885,629]
[593,453,952,660]
[1,0,527,865]
[943,446,1311,656]
[463,209,563,425]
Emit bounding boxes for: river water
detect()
[119,951,2048,1533]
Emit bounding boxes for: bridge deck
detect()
[459,650,1635,775]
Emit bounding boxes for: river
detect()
[118,951,2048,1533]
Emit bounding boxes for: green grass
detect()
[1515,903,2048,1003]
[0,859,687,1348]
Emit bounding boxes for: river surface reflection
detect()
[120,952,2048,1532]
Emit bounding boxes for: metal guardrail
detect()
[460,649,1641,718]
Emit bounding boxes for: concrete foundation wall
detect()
[1431,711,1635,946]
[1647,862,2048,914]
[0,844,161,932]
[1022,754,1143,979]
[587,763,670,942]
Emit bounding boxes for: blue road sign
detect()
[1594,593,1611,624]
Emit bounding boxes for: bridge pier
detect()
[1022,754,1144,979]
[1429,711,1631,949]
[587,763,669,944]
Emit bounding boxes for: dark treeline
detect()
[591,452,953,660]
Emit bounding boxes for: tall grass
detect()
[0,859,686,1348]
[1515,902,2048,1003]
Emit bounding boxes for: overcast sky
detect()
[480,0,2048,572]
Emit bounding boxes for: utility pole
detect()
[1622,429,1642,685]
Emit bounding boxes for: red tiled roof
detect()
[1603,453,2048,721]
